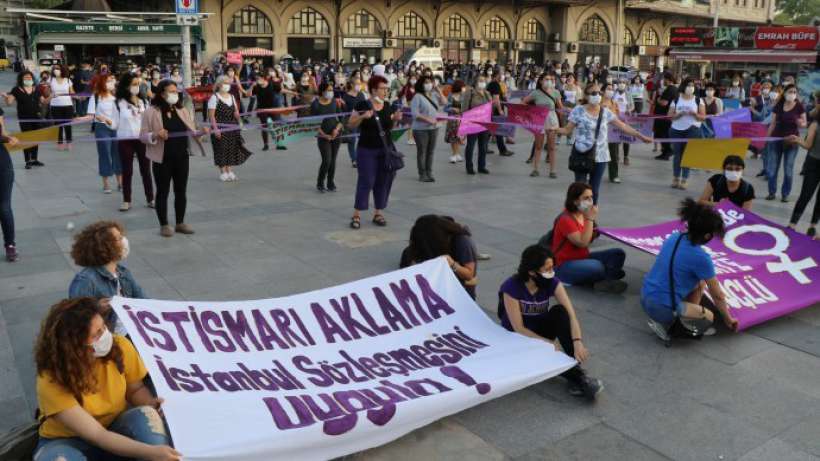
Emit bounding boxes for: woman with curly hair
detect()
[33,297,181,461]
[68,221,145,335]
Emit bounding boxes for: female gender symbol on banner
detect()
[723,225,817,285]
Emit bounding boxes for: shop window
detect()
[227,6,272,35]
[579,15,610,43]
[288,7,330,36]
[443,14,471,39]
[393,11,429,38]
[344,9,381,36]
[442,14,471,63]
[641,28,659,46]
[484,16,510,41]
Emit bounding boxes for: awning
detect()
[238,47,274,57]
[669,49,817,64]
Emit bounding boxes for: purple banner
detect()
[600,202,820,331]
[457,103,492,137]
[712,108,751,139]
[608,115,654,143]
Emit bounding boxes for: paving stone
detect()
[515,423,671,461]
[738,438,818,461]
[779,413,820,457]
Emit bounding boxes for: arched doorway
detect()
[483,16,511,65]
[578,14,610,67]
[640,28,659,70]
[342,9,383,65]
[442,14,471,64]
[519,18,545,66]
[623,27,636,68]
[392,11,430,60]
[227,6,274,52]
[287,7,330,63]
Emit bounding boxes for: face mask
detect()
[220,84,232,93]
[372,96,384,104]
[91,327,113,358]
[732,81,739,87]
[23,79,33,87]
[53,69,61,77]
[153,74,160,80]
[604,90,614,98]
[120,236,130,260]
[685,86,695,95]
[257,80,267,87]
[588,94,601,105]
[423,83,433,92]
[164,92,179,105]
[544,80,555,89]
[762,88,770,96]
[227,72,235,78]
[323,91,334,99]
[724,170,742,182]
[540,271,555,280]
[142,73,149,79]
[705,89,715,97]
[617,83,626,91]
[785,93,796,102]
[578,198,593,211]
[106,81,116,92]
[477,81,487,90]
[409,79,417,85]
[129,86,140,96]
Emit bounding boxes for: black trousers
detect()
[50,105,74,143]
[19,121,41,162]
[790,156,820,226]
[152,151,189,226]
[522,304,584,384]
[317,138,340,187]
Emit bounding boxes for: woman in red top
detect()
[551,182,627,293]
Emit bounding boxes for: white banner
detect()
[112,258,576,460]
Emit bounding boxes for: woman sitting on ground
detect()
[551,182,628,293]
[68,221,145,335]
[498,244,603,399]
[698,155,755,210]
[400,214,478,299]
[33,297,180,461]
[641,199,739,341]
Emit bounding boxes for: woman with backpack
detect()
[640,199,739,342]
[667,78,706,190]
[87,73,123,194]
[410,75,444,182]
[115,73,152,212]
[697,155,755,210]
[311,82,343,193]
[522,73,562,178]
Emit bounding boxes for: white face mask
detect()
[705,89,715,97]
[164,92,179,105]
[684,86,695,95]
[604,90,614,98]
[129,85,140,96]
[543,80,555,89]
[323,91,334,100]
[785,93,797,102]
[53,69,61,77]
[761,88,770,95]
[617,83,626,91]
[23,79,33,87]
[578,198,594,211]
[221,84,231,93]
[477,81,487,90]
[732,81,740,87]
[91,327,113,358]
[409,79,417,86]
[588,94,601,105]
[372,96,384,104]
[120,236,130,260]
[724,170,742,182]
[423,83,433,92]
[540,271,555,280]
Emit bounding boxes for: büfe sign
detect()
[600,202,820,331]
[754,26,818,51]
[111,258,575,461]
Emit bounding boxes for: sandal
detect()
[372,214,387,227]
[350,216,361,229]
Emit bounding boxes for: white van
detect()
[400,46,444,77]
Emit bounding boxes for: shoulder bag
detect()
[568,108,604,174]
[370,101,405,172]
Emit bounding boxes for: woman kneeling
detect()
[33,297,181,461]
[499,245,603,400]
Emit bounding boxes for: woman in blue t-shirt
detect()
[640,199,739,341]
[498,245,603,400]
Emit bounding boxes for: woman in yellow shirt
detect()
[33,297,181,461]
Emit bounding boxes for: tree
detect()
[773,0,820,25]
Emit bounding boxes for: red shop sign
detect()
[754,26,819,50]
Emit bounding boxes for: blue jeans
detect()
[346,136,358,163]
[555,248,626,286]
[641,295,686,327]
[34,406,171,461]
[465,131,490,172]
[95,123,122,178]
[0,157,13,247]
[767,140,799,197]
[670,126,701,180]
[574,161,608,204]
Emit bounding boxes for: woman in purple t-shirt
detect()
[766,84,807,202]
[497,244,603,400]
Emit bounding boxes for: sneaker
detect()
[781,196,789,203]
[66,143,73,151]
[593,279,628,294]
[119,202,130,212]
[568,376,604,400]
[525,157,533,164]
[612,177,621,184]
[276,145,287,150]
[648,319,671,342]
[407,138,416,145]
[456,155,464,162]
[499,150,514,157]
[352,161,357,168]
[623,157,630,166]
[175,223,195,235]
[219,172,230,182]
[765,194,776,200]
[33,160,45,167]
[477,253,492,261]
[24,162,32,170]
[566,138,573,146]
[449,156,458,164]
[466,168,476,175]
[262,144,269,151]
[478,169,490,174]
[670,179,680,189]
[530,170,540,177]
[4,244,19,262]
[549,172,558,179]
[326,183,337,192]
[317,185,326,193]
[160,225,174,237]
[103,188,112,194]
[228,172,237,181]
[487,149,495,155]
[655,154,670,160]
[678,180,687,190]
[147,200,155,209]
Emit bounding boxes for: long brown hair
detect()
[35,298,124,401]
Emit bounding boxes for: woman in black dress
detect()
[4,70,45,169]
[208,75,252,182]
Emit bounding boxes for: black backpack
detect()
[537,212,569,254]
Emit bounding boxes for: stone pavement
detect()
[0,71,818,460]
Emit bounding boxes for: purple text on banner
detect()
[599,201,820,331]
[507,103,549,135]
[712,108,752,139]
[486,116,516,138]
[457,103,492,137]
[609,115,654,143]
[732,122,768,150]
